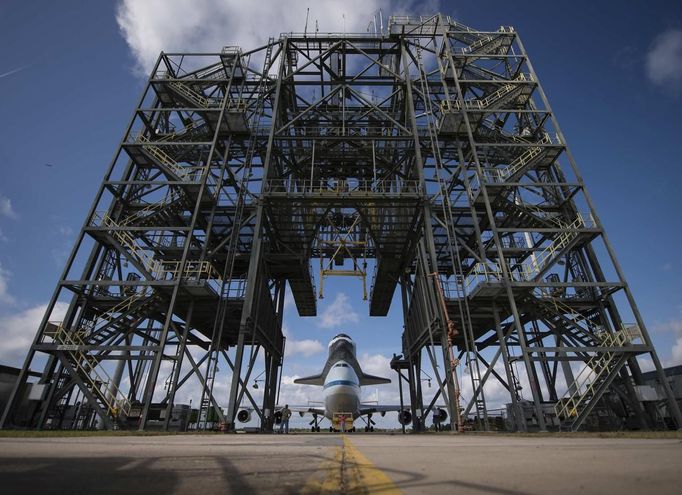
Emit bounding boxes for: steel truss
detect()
[2,14,680,432]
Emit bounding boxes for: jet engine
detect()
[433,408,448,423]
[398,409,412,425]
[237,409,252,423]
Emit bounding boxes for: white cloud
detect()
[116,0,386,74]
[282,324,324,357]
[671,338,682,364]
[652,318,682,335]
[283,286,296,314]
[279,374,323,407]
[636,355,656,373]
[652,318,682,367]
[286,338,324,357]
[0,263,15,305]
[0,193,17,219]
[58,225,74,237]
[116,0,440,74]
[317,292,359,328]
[359,352,392,378]
[0,302,69,367]
[646,29,682,88]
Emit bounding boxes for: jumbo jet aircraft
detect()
[234,333,445,431]
[293,333,403,431]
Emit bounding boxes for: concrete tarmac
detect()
[0,433,681,494]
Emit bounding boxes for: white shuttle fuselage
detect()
[293,333,391,421]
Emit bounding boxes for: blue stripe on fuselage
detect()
[323,380,359,389]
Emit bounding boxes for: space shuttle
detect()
[292,333,413,431]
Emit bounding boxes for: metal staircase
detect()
[167,80,211,108]
[136,134,196,182]
[459,27,514,58]
[93,211,168,279]
[554,324,641,430]
[534,291,604,344]
[45,323,132,420]
[449,73,533,112]
[512,213,594,281]
[487,136,552,182]
[119,192,185,228]
[83,289,159,345]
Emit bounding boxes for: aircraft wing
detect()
[293,373,325,386]
[359,404,404,415]
[287,406,326,416]
[359,404,447,415]
[358,373,391,386]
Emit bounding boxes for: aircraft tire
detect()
[370,426,374,432]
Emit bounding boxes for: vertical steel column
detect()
[139,58,233,430]
[493,304,526,432]
[400,38,459,431]
[439,18,548,430]
[226,38,287,429]
[162,301,194,430]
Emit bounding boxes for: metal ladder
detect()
[415,40,489,428]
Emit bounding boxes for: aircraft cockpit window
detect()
[333,333,351,340]
[334,363,349,368]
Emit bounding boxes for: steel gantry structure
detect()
[2,14,680,433]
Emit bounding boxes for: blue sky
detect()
[1,1,682,426]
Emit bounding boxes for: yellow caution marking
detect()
[343,435,402,494]
[302,435,402,494]
[300,441,343,494]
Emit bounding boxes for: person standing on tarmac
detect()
[279,405,292,434]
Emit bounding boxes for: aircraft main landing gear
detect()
[310,414,321,433]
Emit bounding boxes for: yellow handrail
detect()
[554,324,639,420]
[47,322,131,417]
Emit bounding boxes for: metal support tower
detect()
[2,14,680,432]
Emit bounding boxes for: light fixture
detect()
[252,370,266,388]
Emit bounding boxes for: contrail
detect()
[0,64,31,79]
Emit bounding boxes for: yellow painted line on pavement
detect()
[300,441,343,494]
[302,435,402,494]
[343,435,402,494]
